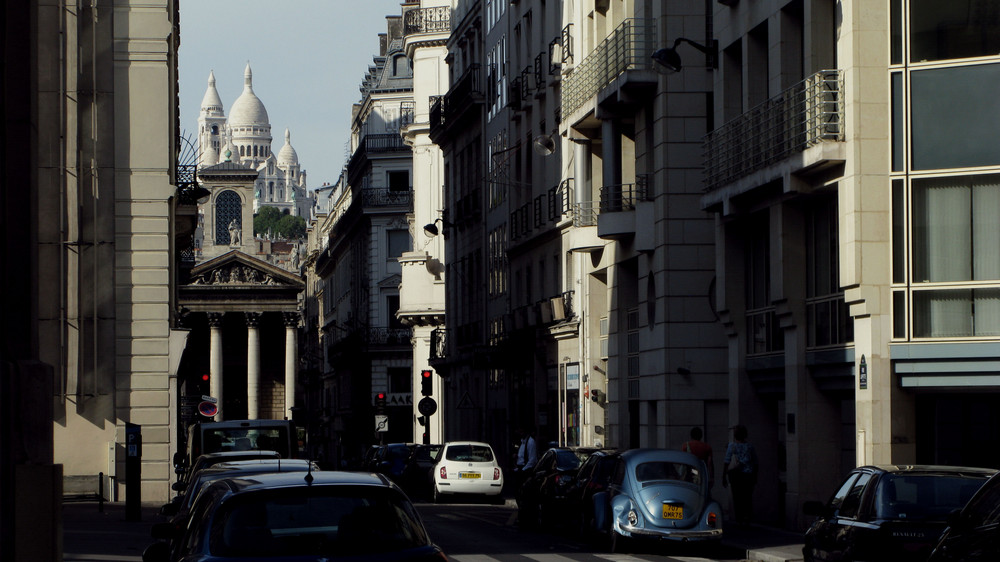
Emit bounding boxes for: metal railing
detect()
[430,327,447,360]
[599,175,649,212]
[704,69,844,191]
[573,201,598,227]
[562,18,655,117]
[403,6,451,36]
[358,188,413,208]
[361,133,408,153]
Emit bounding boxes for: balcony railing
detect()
[704,69,844,191]
[360,133,408,154]
[430,327,447,360]
[573,201,598,227]
[358,188,413,208]
[403,6,450,36]
[562,18,655,117]
[599,175,649,212]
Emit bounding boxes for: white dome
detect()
[228,63,269,126]
[277,129,299,166]
[200,70,224,115]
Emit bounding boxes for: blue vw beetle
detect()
[589,448,723,551]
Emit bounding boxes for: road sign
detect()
[418,397,438,416]
[375,414,389,432]
[198,401,219,417]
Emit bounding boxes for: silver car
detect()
[591,448,723,551]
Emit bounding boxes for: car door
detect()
[829,471,876,560]
[807,471,862,561]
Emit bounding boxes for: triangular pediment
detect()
[187,251,304,288]
[377,273,402,289]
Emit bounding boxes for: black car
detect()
[567,449,619,538]
[928,470,1000,561]
[517,447,603,528]
[143,471,446,562]
[803,465,995,562]
[400,443,442,501]
[374,443,417,485]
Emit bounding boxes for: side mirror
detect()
[171,481,186,492]
[803,500,829,517]
[142,541,171,562]
[173,452,186,467]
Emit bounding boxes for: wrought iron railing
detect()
[366,327,412,346]
[361,133,408,153]
[704,69,844,191]
[562,24,574,66]
[358,188,413,208]
[534,53,545,89]
[403,6,451,36]
[429,96,445,134]
[562,18,655,117]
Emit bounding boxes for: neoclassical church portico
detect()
[178,161,304,422]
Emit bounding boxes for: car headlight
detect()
[627,509,638,526]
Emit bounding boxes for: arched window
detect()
[215,190,242,245]
[211,125,219,135]
[239,145,245,156]
[253,145,258,157]
[269,182,274,198]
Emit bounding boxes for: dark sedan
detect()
[803,464,995,562]
[143,471,445,562]
[928,469,1000,561]
[517,447,604,528]
[567,449,619,538]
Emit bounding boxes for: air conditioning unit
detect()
[551,296,566,321]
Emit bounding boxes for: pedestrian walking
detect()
[681,426,714,487]
[722,424,758,526]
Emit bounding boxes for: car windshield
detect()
[634,461,703,486]
[445,444,494,462]
[203,428,290,457]
[875,473,988,521]
[210,486,430,557]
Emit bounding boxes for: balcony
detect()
[430,327,448,361]
[403,6,450,36]
[703,70,845,208]
[347,133,409,179]
[561,18,656,121]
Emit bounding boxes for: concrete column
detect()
[208,313,224,420]
[246,312,261,419]
[602,118,622,210]
[283,312,299,420]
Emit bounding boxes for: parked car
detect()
[591,448,722,552]
[400,443,442,501]
[926,469,1000,561]
[176,450,281,489]
[143,471,445,562]
[153,458,320,556]
[803,464,995,562]
[374,443,417,485]
[517,447,604,528]
[432,441,503,503]
[567,449,619,537]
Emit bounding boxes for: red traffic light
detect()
[420,370,433,396]
[376,392,386,400]
[201,374,210,381]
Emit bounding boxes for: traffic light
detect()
[420,369,433,396]
[375,391,386,414]
[590,389,605,405]
[199,373,210,393]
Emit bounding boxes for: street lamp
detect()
[651,37,718,74]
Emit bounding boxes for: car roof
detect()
[193,450,281,462]
[620,448,701,464]
[216,470,396,494]
[443,441,493,447]
[858,464,997,477]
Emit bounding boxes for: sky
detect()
[179,0,403,189]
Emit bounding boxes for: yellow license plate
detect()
[459,472,481,479]
[662,504,683,519]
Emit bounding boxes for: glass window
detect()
[910,0,1000,63]
[388,170,410,192]
[445,444,494,462]
[911,174,1000,283]
[215,191,241,245]
[911,64,1000,170]
[913,288,1000,337]
[891,73,904,171]
[828,472,861,512]
[892,179,906,284]
[838,472,873,518]
[387,229,410,260]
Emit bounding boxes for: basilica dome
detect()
[228,63,269,126]
[277,129,299,166]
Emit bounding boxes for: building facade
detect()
[3,4,182,557]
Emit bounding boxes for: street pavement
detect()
[62,498,806,562]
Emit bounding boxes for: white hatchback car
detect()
[432,441,504,502]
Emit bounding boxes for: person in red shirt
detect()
[681,426,715,488]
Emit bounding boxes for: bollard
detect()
[98,472,104,513]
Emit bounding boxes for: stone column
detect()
[246,312,261,419]
[283,312,299,420]
[208,313,224,420]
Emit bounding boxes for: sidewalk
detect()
[721,523,805,562]
[63,499,165,562]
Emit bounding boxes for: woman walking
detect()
[722,424,758,526]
